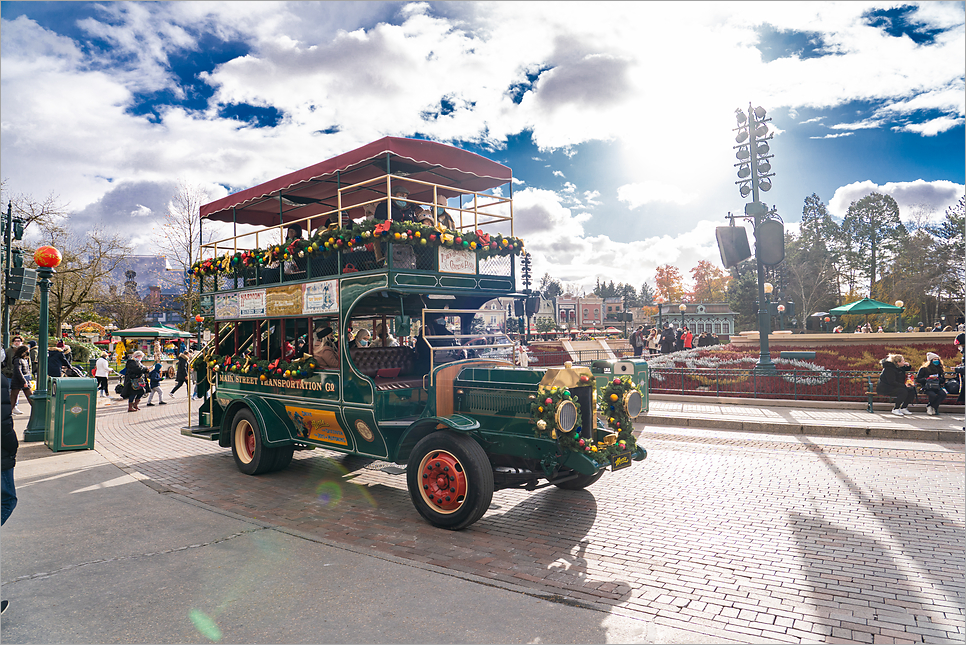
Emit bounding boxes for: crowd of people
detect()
[629,323,721,357]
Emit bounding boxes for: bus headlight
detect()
[555,400,578,433]
[624,390,644,418]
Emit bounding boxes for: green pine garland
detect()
[191,219,526,278]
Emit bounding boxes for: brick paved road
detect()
[92,396,965,644]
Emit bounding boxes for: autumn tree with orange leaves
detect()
[690,260,731,302]
[653,264,685,302]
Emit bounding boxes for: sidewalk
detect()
[645,394,965,443]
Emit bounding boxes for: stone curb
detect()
[642,411,965,443]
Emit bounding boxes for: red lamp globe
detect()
[34,246,63,268]
[195,315,204,323]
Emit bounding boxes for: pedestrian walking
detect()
[121,351,150,412]
[143,363,166,406]
[94,352,114,397]
[1,336,23,379]
[876,353,915,415]
[9,346,33,415]
[1,348,17,614]
[915,352,947,416]
[170,353,189,396]
[646,328,659,355]
[47,341,72,377]
[27,340,38,376]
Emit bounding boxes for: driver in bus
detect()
[312,326,339,369]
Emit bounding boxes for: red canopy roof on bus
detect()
[200,137,512,228]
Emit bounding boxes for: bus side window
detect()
[267,320,282,362]
[286,318,308,360]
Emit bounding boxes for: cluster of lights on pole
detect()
[734,106,775,199]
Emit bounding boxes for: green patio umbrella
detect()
[828,298,903,315]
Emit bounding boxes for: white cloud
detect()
[810,132,854,139]
[552,170,566,178]
[893,116,965,136]
[828,179,965,222]
[0,1,962,261]
[616,181,696,209]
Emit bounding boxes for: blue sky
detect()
[2,1,963,294]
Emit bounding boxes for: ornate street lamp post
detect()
[24,246,62,442]
[655,295,665,330]
[679,303,687,332]
[895,300,904,332]
[777,304,786,331]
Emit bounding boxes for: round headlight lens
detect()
[624,390,644,418]
[555,400,578,433]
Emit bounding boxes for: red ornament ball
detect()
[34,246,63,268]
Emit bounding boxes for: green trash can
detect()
[46,377,97,452]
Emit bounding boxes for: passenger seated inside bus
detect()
[374,323,400,347]
[351,328,371,348]
[312,325,339,369]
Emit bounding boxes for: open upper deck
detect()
[193,137,524,297]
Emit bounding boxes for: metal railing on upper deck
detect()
[199,173,514,263]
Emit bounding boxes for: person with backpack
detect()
[630,326,644,357]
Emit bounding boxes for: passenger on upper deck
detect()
[312,326,339,369]
[374,184,420,222]
[416,195,457,231]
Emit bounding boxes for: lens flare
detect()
[315,481,343,507]
[189,609,223,642]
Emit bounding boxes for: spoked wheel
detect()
[231,409,290,475]
[552,468,605,490]
[407,432,493,530]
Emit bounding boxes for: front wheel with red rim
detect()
[407,432,493,530]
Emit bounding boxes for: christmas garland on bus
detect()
[191,219,525,278]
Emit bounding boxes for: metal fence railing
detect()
[646,367,877,403]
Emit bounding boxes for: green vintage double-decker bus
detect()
[185,137,647,530]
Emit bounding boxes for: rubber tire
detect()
[407,432,494,530]
[271,446,295,472]
[552,469,605,490]
[231,409,277,475]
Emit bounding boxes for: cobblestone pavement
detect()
[88,395,965,644]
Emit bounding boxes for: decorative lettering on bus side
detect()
[220,373,337,393]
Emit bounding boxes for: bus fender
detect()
[394,414,481,464]
[219,397,293,449]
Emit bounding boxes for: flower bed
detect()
[646,343,963,402]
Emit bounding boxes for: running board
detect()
[181,426,220,441]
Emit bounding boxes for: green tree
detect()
[932,195,965,314]
[785,194,839,328]
[840,193,906,296]
[726,259,759,331]
[538,273,563,299]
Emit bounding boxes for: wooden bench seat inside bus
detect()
[349,346,422,389]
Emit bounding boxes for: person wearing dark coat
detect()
[47,343,72,377]
[915,352,947,416]
[659,324,676,354]
[122,351,150,412]
[170,353,189,396]
[876,353,915,415]
[2,349,18,526]
[373,184,420,222]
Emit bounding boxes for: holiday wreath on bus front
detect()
[530,375,641,460]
